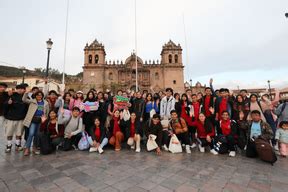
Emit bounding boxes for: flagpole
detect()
[182,13,189,81]
[134,0,138,92]
[62,0,70,92]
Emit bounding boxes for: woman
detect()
[96,92,106,126]
[83,91,97,135]
[108,110,125,151]
[46,90,58,111]
[145,114,163,155]
[190,112,217,155]
[73,91,84,108]
[233,95,249,121]
[247,94,266,122]
[55,92,74,116]
[121,112,141,152]
[89,117,108,154]
[174,93,181,117]
[144,93,159,123]
[40,109,64,149]
[23,90,49,156]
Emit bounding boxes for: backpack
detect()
[78,131,93,151]
[39,122,54,155]
[213,135,229,154]
[255,136,277,165]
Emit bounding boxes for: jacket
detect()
[4,93,27,120]
[145,121,163,147]
[22,93,49,127]
[160,96,175,118]
[170,117,188,134]
[120,119,141,140]
[239,120,273,141]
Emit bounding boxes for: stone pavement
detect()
[0,131,287,191]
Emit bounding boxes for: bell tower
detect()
[160,40,182,65]
[84,39,106,66]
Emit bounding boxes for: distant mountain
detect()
[0,65,38,77]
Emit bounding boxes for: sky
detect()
[0,0,288,90]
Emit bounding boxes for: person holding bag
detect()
[23,90,49,156]
[145,114,163,155]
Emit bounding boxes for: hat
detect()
[0,83,8,88]
[76,91,83,94]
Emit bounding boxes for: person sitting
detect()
[108,110,125,151]
[239,110,273,158]
[168,110,191,154]
[39,109,64,150]
[58,107,83,151]
[121,112,141,152]
[218,111,239,157]
[88,117,108,154]
[145,114,163,155]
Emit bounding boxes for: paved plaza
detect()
[0,127,287,192]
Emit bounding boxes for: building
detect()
[0,76,44,88]
[82,39,185,93]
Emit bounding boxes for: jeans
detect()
[100,138,108,149]
[25,123,40,148]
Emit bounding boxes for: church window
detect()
[88,55,92,64]
[175,55,178,63]
[168,54,172,63]
[95,55,99,64]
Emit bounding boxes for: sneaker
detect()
[89,147,98,153]
[33,149,40,155]
[274,145,279,151]
[190,143,197,149]
[198,145,205,153]
[162,145,169,151]
[135,148,141,153]
[229,151,236,157]
[72,144,78,151]
[98,147,104,154]
[5,145,12,153]
[15,144,23,151]
[186,145,191,154]
[210,149,218,155]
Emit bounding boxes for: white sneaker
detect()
[135,148,141,153]
[190,143,197,149]
[229,151,236,157]
[198,145,205,153]
[186,145,191,154]
[98,147,104,154]
[210,149,218,155]
[162,145,169,151]
[89,147,98,153]
[274,145,279,151]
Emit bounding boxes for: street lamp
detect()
[22,67,26,84]
[189,79,192,88]
[46,38,53,78]
[285,13,288,18]
[267,80,272,100]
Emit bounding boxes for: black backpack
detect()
[39,122,54,155]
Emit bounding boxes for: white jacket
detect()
[160,96,175,119]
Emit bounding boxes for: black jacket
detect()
[145,121,163,147]
[130,98,145,118]
[3,93,27,120]
[120,119,142,140]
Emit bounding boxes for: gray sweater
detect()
[58,115,83,138]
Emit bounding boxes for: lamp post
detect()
[267,80,272,100]
[189,79,192,88]
[22,68,26,84]
[45,38,53,78]
[285,13,288,18]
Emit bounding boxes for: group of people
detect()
[0,79,287,162]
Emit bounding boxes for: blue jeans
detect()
[25,123,40,148]
[100,138,108,149]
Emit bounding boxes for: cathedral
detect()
[82,39,184,93]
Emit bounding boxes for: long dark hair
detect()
[84,91,96,102]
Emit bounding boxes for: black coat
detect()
[3,93,27,120]
[120,119,142,140]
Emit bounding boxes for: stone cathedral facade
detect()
[82,39,184,93]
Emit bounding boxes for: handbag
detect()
[147,134,158,151]
[123,109,130,121]
[169,134,183,153]
[78,131,93,151]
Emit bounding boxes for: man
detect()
[239,110,273,158]
[58,107,83,151]
[215,88,233,121]
[190,94,202,148]
[3,84,27,152]
[160,88,175,119]
[130,91,145,123]
[202,87,214,117]
[185,89,192,102]
[240,89,250,109]
[168,110,191,153]
[0,83,8,130]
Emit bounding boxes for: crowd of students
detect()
[0,79,288,162]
